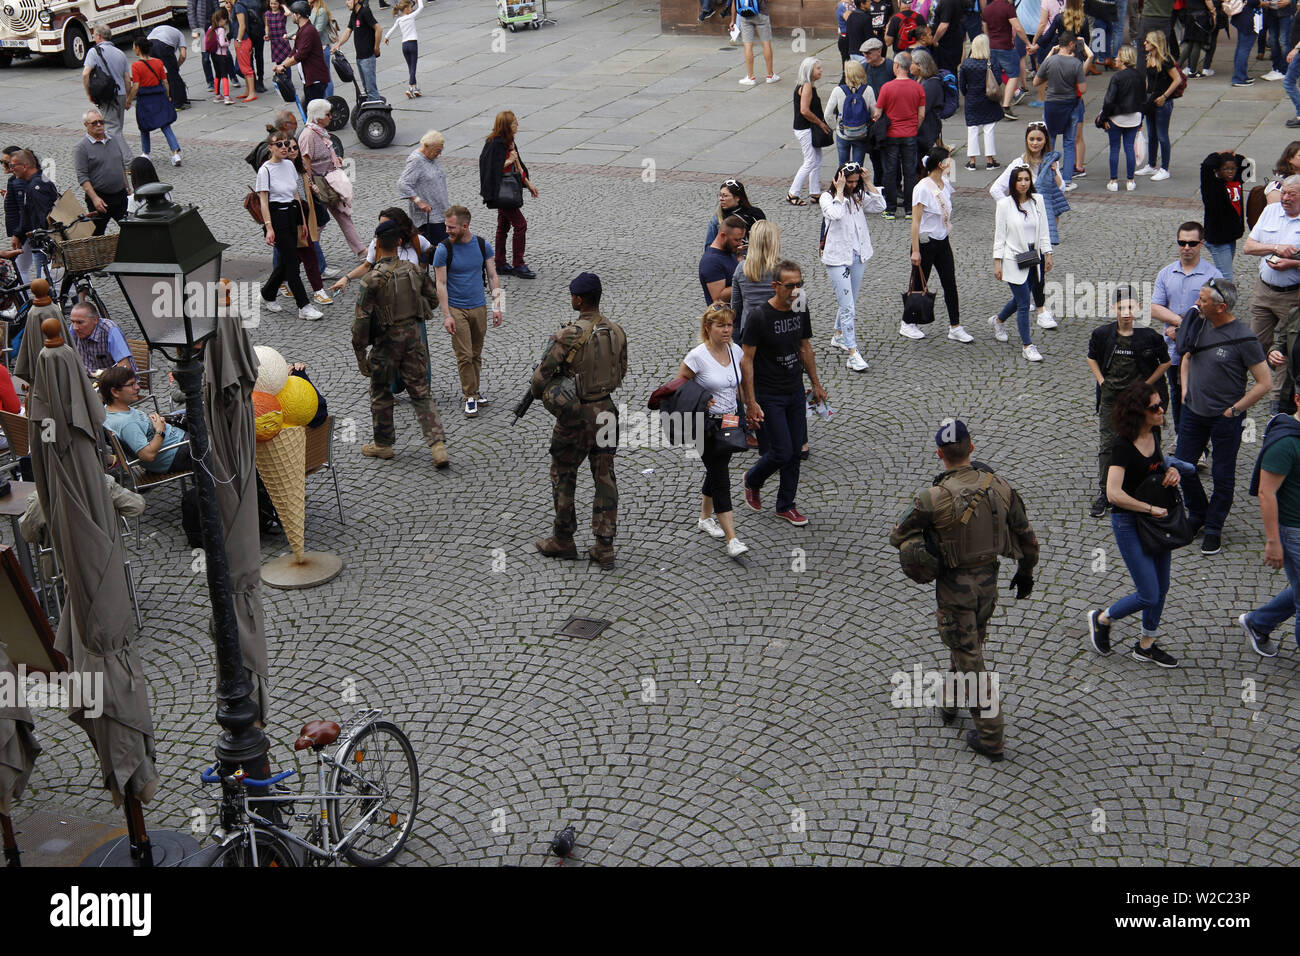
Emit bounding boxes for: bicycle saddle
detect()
[294,720,341,751]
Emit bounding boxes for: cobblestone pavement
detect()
[4,3,1300,866]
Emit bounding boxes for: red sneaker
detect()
[744,484,762,511]
[776,508,808,526]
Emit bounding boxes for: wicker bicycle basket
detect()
[50,233,118,273]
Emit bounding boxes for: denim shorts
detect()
[991,47,1021,79]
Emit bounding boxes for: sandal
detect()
[809,193,822,202]
[785,194,809,206]
[965,160,977,170]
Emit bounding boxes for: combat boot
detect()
[965,729,1005,763]
[430,441,450,469]
[362,443,394,459]
[536,537,578,558]
[588,537,616,567]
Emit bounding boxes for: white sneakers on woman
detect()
[830,330,848,351]
[1151,169,1171,181]
[947,326,974,342]
[847,351,869,371]
[988,315,1009,342]
[1023,344,1043,361]
[899,322,925,339]
[1036,309,1058,329]
[1135,164,1157,176]
[726,537,750,557]
[699,517,749,557]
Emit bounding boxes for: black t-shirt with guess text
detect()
[743,302,813,394]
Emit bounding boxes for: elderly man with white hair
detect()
[81,24,133,167]
[397,130,451,249]
[73,108,131,236]
[298,98,366,256]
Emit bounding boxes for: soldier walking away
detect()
[532,273,628,567]
[889,419,1039,763]
[352,220,449,467]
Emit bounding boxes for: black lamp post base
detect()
[80,830,201,867]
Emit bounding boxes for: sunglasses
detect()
[1177,239,1201,247]
[841,163,862,173]
[722,179,741,189]
[705,302,731,312]
[1148,401,1165,411]
[777,280,805,289]
[272,140,292,148]
[87,120,105,126]
[1026,122,1048,132]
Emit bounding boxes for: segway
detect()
[331,51,395,149]
[272,70,345,159]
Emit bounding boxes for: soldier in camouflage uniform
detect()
[352,221,450,468]
[531,273,628,566]
[890,420,1039,762]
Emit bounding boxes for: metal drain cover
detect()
[556,616,611,640]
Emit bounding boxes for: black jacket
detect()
[16,175,57,242]
[1098,68,1146,125]
[4,175,21,237]
[1087,323,1170,411]
[658,377,711,447]
[1200,151,1246,245]
[479,135,529,210]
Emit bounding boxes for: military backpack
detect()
[372,259,433,329]
[570,314,626,401]
[928,465,1020,570]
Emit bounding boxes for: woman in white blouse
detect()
[908,146,970,343]
[990,166,1053,362]
[820,162,885,372]
[257,131,323,320]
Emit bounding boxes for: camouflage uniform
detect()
[352,255,445,449]
[530,309,628,544]
[890,464,1039,755]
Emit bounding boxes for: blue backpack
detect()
[937,69,960,119]
[736,0,760,18]
[838,83,871,140]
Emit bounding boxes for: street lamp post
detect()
[105,183,268,777]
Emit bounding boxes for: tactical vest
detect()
[570,312,626,401]
[929,465,1021,570]
[372,258,430,328]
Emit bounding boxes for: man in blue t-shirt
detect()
[699,215,746,305]
[99,365,190,474]
[433,205,502,418]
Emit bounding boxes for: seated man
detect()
[70,301,137,377]
[98,365,191,474]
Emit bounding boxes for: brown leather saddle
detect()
[293,720,341,751]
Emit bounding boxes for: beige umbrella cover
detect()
[0,645,41,816]
[255,426,306,563]
[12,300,68,386]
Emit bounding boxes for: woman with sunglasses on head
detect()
[678,303,751,558]
[990,165,1051,361]
[704,179,767,248]
[991,121,1065,330]
[274,137,333,307]
[1097,43,1146,192]
[257,131,324,320]
[909,146,971,343]
[821,161,885,371]
[1087,380,1182,667]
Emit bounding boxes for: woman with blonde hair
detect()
[729,220,781,344]
[959,34,1003,170]
[479,109,540,278]
[1136,31,1180,181]
[1097,43,1146,191]
[824,59,875,168]
[677,303,751,558]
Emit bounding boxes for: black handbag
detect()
[811,123,835,149]
[1133,474,1194,553]
[901,265,936,326]
[1084,0,1118,21]
[496,170,524,209]
[705,352,750,453]
[1014,248,1041,268]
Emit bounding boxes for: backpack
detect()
[838,82,871,139]
[570,315,627,401]
[1246,184,1269,229]
[938,69,960,119]
[928,466,1019,569]
[441,235,489,290]
[204,26,219,53]
[736,0,761,18]
[372,258,432,329]
[88,46,117,106]
[235,1,265,40]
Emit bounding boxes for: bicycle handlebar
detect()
[200,765,297,787]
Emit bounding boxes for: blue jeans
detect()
[1205,241,1235,281]
[1174,406,1246,535]
[1043,99,1078,183]
[746,389,806,513]
[836,136,867,167]
[1284,47,1300,115]
[1108,510,1172,636]
[1107,123,1138,180]
[997,273,1034,345]
[1145,100,1172,170]
[1233,22,1257,84]
[1244,524,1300,648]
[1166,365,1182,431]
[826,259,866,351]
[141,124,180,155]
[357,55,378,98]
[1107,0,1129,60]
[1267,11,1293,72]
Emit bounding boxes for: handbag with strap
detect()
[496,170,524,209]
[1014,248,1041,268]
[243,187,265,226]
[705,351,750,454]
[901,264,936,326]
[811,122,835,149]
[1133,473,1194,553]
[985,61,1003,100]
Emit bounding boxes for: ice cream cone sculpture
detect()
[255,425,307,563]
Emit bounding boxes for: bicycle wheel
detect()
[208,829,298,867]
[60,280,108,323]
[328,720,418,866]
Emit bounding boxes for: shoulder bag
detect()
[706,349,751,453]
[243,186,265,226]
[1133,473,1194,552]
[901,264,936,325]
[496,170,524,208]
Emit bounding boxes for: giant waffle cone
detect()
[255,426,307,562]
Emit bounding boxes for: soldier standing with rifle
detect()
[889,419,1039,763]
[531,273,628,567]
[352,220,450,467]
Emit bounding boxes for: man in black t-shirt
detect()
[333,0,382,98]
[740,260,829,526]
[846,0,878,63]
[932,0,966,73]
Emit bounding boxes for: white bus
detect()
[0,0,188,68]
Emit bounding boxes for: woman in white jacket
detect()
[820,162,885,372]
[990,166,1053,362]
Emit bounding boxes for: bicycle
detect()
[25,214,113,322]
[195,708,420,867]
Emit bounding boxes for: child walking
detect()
[207,9,234,104]
[384,0,426,98]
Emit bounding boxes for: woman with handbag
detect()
[678,303,750,558]
[300,98,366,256]
[1097,43,1146,190]
[788,57,833,206]
[959,35,1004,170]
[909,146,970,342]
[990,166,1052,361]
[1087,381,1182,667]
[479,110,539,279]
[256,131,323,320]
[821,162,885,371]
[125,36,183,168]
[990,122,1064,329]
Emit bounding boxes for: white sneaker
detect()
[765,73,781,83]
[829,331,847,351]
[312,289,333,305]
[171,151,182,167]
[1023,344,1043,362]
[1135,164,1157,176]
[698,517,726,539]
[1036,309,1058,329]
[947,325,974,343]
[1126,180,1137,191]
[846,351,869,371]
[899,321,925,339]
[262,297,282,313]
[726,537,750,557]
[1264,69,1285,81]
[1107,180,1118,191]
[1062,181,1078,192]
[321,266,342,279]
[299,304,324,320]
[1201,67,1215,76]
[1151,168,1171,181]
[988,315,1008,342]
[739,75,758,85]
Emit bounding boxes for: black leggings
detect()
[402,40,418,86]
[918,235,960,326]
[700,431,735,515]
[263,201,308,307]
